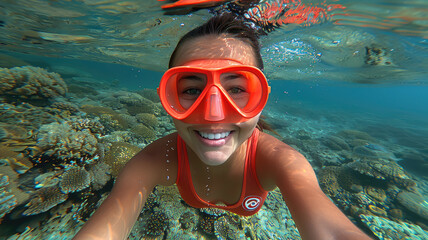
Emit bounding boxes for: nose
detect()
[204,86,225,121]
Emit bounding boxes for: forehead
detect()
[173,35,257,67]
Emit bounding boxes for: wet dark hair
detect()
[169,13,264,70]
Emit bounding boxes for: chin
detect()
[199,150,231,166]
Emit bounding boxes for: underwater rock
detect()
[0,66,67,99]
[0,174,18,219]
[103,142,141,177]
[396,191,428,221]
[36,122,98,160]
[59,166,92,194]
[360,214,428,240]
[23,186,68,216]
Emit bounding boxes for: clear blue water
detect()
[0,0,427,239]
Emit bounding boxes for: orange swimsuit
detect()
[176,128,268,216]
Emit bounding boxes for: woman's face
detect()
[171,35,261,166]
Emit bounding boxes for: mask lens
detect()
[165,72,207,113]
[220,70,263,112]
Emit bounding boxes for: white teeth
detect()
[198,131,231,140]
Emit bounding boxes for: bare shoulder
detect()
[256,131,305,166]
[116,132,179,188]
[256,132,316,190]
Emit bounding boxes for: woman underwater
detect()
[73,13,371,240]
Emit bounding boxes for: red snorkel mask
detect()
[157,59,270,124]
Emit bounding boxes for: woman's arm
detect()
[258,134,371,240]
[73,134,177,240]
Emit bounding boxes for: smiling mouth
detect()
[197,131,232,140]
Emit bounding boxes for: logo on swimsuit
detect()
[242,196,262,211]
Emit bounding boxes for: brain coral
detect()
[0,66,67,99]
[36,122,98,159]
[59,166,92,194]
[103,142,141,177]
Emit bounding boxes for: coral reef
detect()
[135,113,159,129]
[116,92,159,116]
[51,101,80,114]
[0,174,18,219]
[345,158,414,187]
[8,201,84,240]
[103,142,141,177]
[322,135,351,151]
[0,103,64,130]
[360,214,428,239]
[88,162,111,191]
[59,167,92,194]
[179,211,196,230]
[36,122,98,160]
[130,124,157,142]
[23,186,68,216]
[336,129,375,141]
[199,214,217,235]
[144,210,169,236]
[80,105,129,130]
[136,88,160,103]
[34,172,60,189]
[0,66,67,99]
[68,117,104,134]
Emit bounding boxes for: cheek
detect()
[238,115,260,136]
[173,119,189,137]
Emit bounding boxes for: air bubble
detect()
[167,176,170,180]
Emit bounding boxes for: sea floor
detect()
[0,58,427,239]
